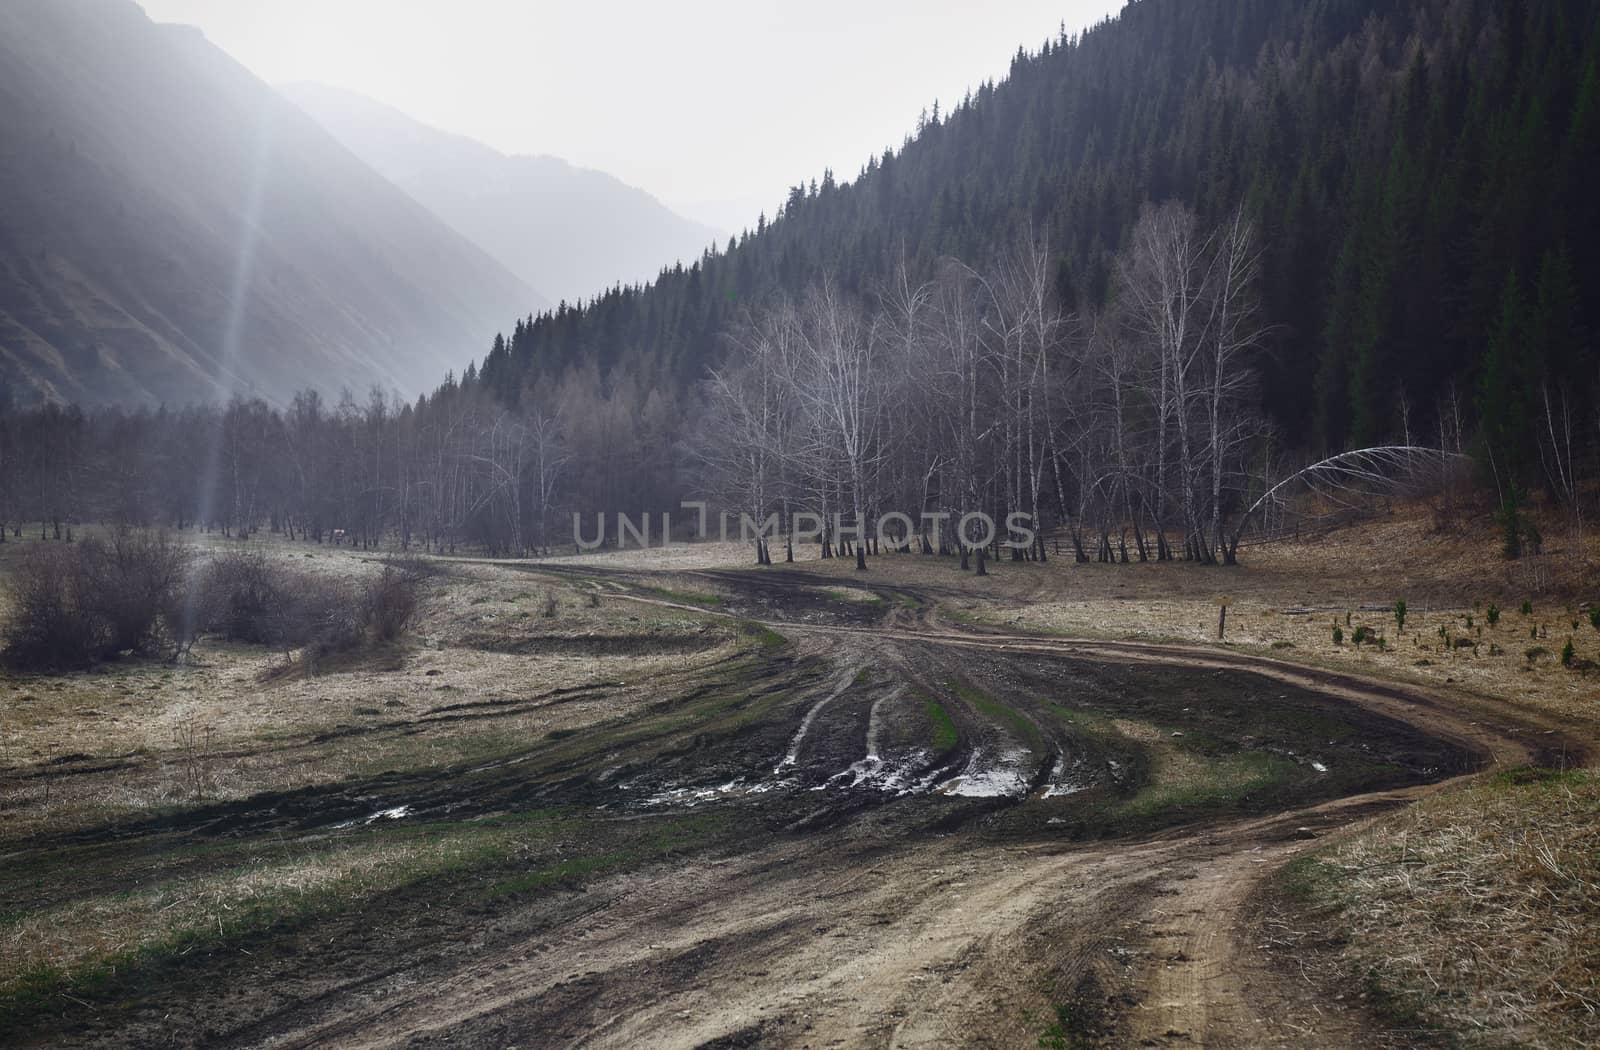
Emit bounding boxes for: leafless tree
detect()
[1200,206,1270,562]
[788,281,884,571]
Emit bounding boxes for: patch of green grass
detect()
[1036,974,1110,1048]
[1044,703,1112,731]
[0,828,503,1025]
[647,586,723,608]
[1483,765,1585,790]
[1279,853,1343,904]
[923,697,958,753]
[0,806,724,1032]
[714,689,796,733]
[486,851,629,899]
[738,620,786,649]
[347,729,538,779]
[1110,752,1299,824]
[506,655,783,772]
[948,679,1043,751]
[488,811,727,899]
[824,588,886,606]
[1036,1007,1087,1050]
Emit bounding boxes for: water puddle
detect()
[332,804,413,829]
[1041,754,1092,797]
[639,777,786,808]
[940,747,1032,798]
[827,747,933,794]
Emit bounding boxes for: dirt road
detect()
[7,564,1582,1049]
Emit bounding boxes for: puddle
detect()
[827,748,933,794]
[1042,754,1092,797]
[639,778,786,808]
[332,804,414,830]
[941,748,1032,798]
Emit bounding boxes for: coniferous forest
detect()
[0,0,1595,559]
[479,0,1597,456]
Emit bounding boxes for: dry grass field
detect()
[0,500,1595,1048]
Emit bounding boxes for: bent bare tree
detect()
[1225,446,1471,563]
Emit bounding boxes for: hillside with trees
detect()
[0,0,1593,561]
[472,0,1594,463]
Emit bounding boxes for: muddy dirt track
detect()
[6,564,1586,1049]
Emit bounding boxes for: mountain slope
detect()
[282,83,722,307]
[468,0,1597,454]
[0,0,544,408]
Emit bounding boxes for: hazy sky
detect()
[135,1,1124,233]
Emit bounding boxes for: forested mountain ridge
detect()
[0,0,1594,561]
[0,0,542,408]
[474,0,1597,456]
[280,83,723,309]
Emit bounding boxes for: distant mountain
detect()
[281,83,723,307]
[0,0,543,408]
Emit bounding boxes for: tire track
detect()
[154,566,1583,1050]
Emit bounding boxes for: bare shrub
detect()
[90,531,191,655]
[199,551,283,645]
[287,574,364,658]
[197,551,359,656]
[3,544,105,669]
[172,720,216,800]
[363,564,424,643]
[3,532,191,669]
[4,540,426,673]
[198,551,422,663]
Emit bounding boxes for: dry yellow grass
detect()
[1305,769,1600,1049]
[0,537,755,1013]
[0,542,736,838]
[524,539,783,571]
[0,806,580,997]
[4,838,441,988]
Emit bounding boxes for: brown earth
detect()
[2,536,1592,1049]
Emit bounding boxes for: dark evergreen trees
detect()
[467,0,1595,491]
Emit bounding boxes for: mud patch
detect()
[462,631,726,657]
[942,746,1034,798]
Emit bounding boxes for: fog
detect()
[135,0,1124,232]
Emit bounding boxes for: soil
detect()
[1,558,1587,1049]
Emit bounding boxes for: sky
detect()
[135,1,1125,234]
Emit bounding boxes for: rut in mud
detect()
[2,565,1580,1049]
